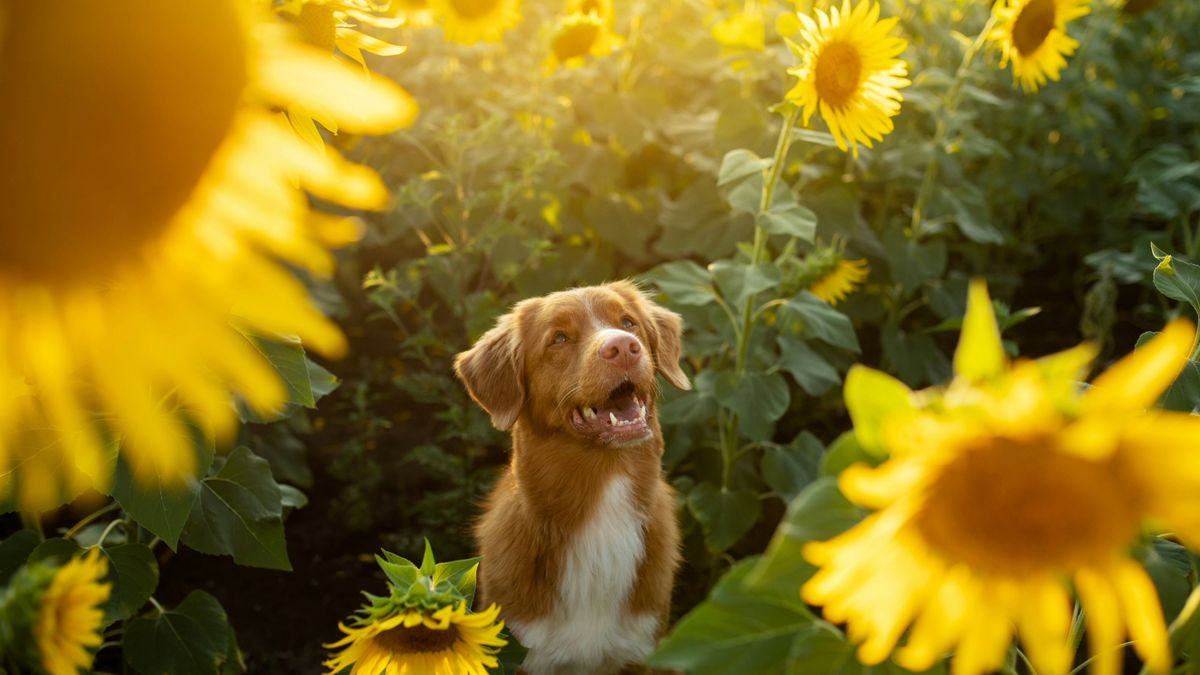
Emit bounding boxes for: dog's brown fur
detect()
[455,281,687,674]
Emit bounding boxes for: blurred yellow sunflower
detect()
[428,0,522,44]
[713,10,767,53]
[324,602,506,675]
[803,280,1200,675]
[785,0,910,157]
[36,549,111,675]
[0,0,415,509]
[809,258,869,305]
[569,0,613,24]
[546,11,622,71]
[274,0,410,147]
[990,0,1091,92]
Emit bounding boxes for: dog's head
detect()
[454,281,690,447]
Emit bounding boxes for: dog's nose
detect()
[599,331,642,370]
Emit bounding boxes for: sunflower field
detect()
[2,0,1200,673]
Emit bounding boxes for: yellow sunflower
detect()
[428,0,522,44]
[0,0,415,509]
[785,0,910,157]
[275,0,410,147]
[809,258,869,305]
[324,602,506,675]
[35,549,112,675]
[546,11,622,71]
[803,280,1200,675]
[989,0,1091,92]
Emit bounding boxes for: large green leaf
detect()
[1139,538,1192,624]
[0,530,39,584]
[1151,243,1200,316]
[749,478,862,593]
[647,261,718,306]
[757,200,817,242]
[778,335,840,396]
[761,432,823,502]
[97,543,159,625]
[718,149,771,187]
[715,371,791,442]
[881,227,947,293]
[649,558,813,675]
[111,428,214,549]
[711,260,781,307]
[180,447,290,570]
[124,591,231,675]
[687,482,761,553]
[881,324,952,389]
[784,293,861,353]
[787,623,943,675]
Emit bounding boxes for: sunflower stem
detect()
[910,15,997,238]
[721,105,802,490]
[64,501,121,541]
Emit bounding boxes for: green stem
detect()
[735,104,802,376]
[720,105,802,489]
[19,511,44,542]
[911,15,997,237]
[64,502,121,540]
[95,518,123,548]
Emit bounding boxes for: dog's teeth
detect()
[609,412,618,425]
[583,407,596,420]
[639,404,647,420]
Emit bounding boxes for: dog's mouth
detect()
[568,381,653,446]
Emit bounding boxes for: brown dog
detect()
[454,281,687,675]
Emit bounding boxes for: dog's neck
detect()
[508,420,663,528]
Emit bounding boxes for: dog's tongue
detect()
[598,393,640,424]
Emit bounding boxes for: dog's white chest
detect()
[515,476,659,674]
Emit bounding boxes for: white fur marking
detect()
[514,477,658,674]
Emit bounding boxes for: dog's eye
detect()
[552,331,569,345]
[621,317,636,330]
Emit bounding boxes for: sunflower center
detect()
[448,0,498,20]
[813,40,863,108]
[296,4,338,53]
[1012,0,1057,56]
[914,437,1140,574]
[553,23,601,62]
[0,0,246,285]
[374,623,461,654]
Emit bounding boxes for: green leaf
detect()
[687,482,762,552]
[757,201,817,242]
[881,324,952,389]
[97,543,159,625]
[935,184,1004,244]
[1151,243,1200,316]
[307,359,341,401]
[820,432,881,477]
[124,591,230,675]
[716,371,791,442]
[1139,538,1192,624]
[843,366,914,458]
[882,227,947,294]
[784,293,860,353]
[0,530,39,584]
[748,478,861,594]
[1162,360,1200,414]
[433,558,481,605]
[762,432,823,502]
[786,623,939,675]
[711,260,781,307]
[180,447,290,570]
[111,428,214,549]
[718,149,771,187]
[646,261,718,306]
[419,538,436,576]
[28,537,82,564]
[778,336,840,396]
[649,557,813,675]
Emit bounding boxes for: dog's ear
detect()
[454,309,526,431]
[642,295,691,391]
